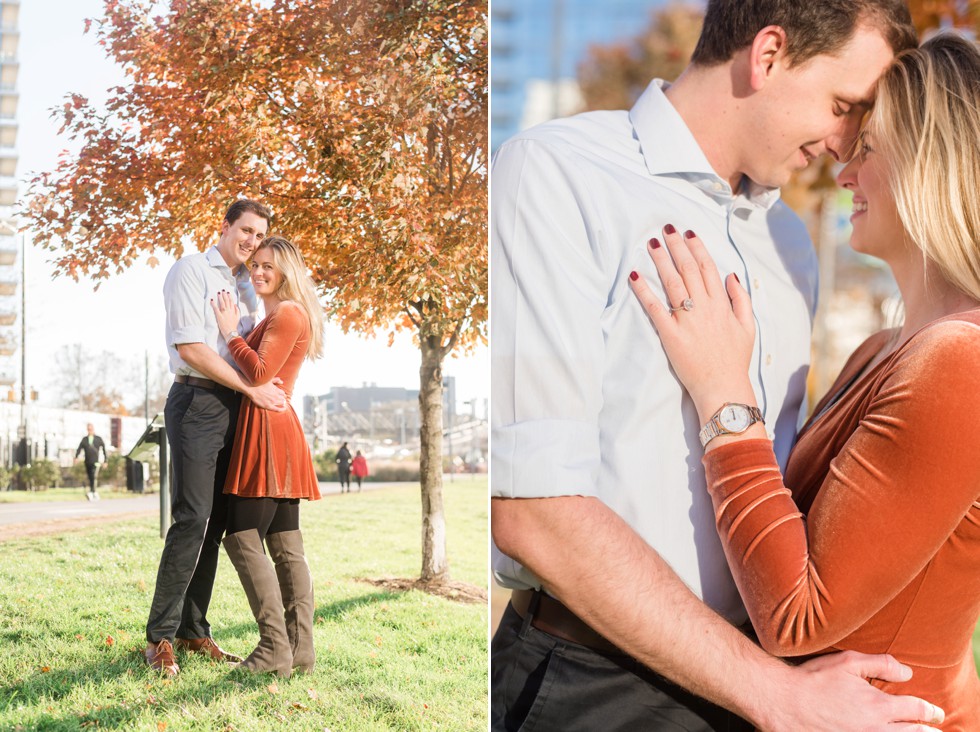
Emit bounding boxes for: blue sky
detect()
[15,0,488,412]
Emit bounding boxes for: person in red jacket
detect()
[351,450,369,492]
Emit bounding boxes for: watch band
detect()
[227,330,241,341]
[698,403,764,448]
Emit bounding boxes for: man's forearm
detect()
[492,495,789,726]
[176,342,250,392]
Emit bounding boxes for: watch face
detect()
[719,404,751,432]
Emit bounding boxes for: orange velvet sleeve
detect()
[702,321,980,656]
[228,303,306,385]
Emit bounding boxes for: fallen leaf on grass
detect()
[267,682,280,694]
[290,702,308,711]
[307,689,319,701]
[75,634,85,640]
[105,635,114,647]
[373,635,383,647]
[157,723,167,731]
[39,666,50,673]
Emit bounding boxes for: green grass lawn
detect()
[0,486,144,503]
[0,479,488,731]
[975,618,980,673]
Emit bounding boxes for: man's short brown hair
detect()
[691,0,916,68]
[223,198,272,227]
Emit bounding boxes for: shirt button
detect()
[767,432,775,440]
[753,279,761,289]
[713,182,724,191]
[765,354,773,366]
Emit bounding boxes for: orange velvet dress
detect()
[703,310,980,731]
[223,302,321,501]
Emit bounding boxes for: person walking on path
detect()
[335,442,352,493]
[351,450,368,492]
[74,423,107,501]
[144,199,288,678]
[213,236,325,677]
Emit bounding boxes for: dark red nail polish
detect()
[629,271,639,281]
[648,237,661,249]
[684,229,696,239]
[733,273,740,284]
[664,223,676,235]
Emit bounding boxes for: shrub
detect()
[15,460,61,490]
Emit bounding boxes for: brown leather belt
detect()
[175,374,217,390]
[511,589,621,654]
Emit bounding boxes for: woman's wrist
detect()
[693,388,758,425]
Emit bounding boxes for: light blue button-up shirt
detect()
[164,246,261,378]
[490,80,818,622]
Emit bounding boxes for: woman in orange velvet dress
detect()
[629,34,980,730]
[211,236,324,678]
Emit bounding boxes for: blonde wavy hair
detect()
[866,32,980,301]
[253,236,325,360]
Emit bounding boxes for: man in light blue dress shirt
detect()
[491,2,940,730]
[144,199,288,676]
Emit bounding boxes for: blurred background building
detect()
[303,378,488,472]
[491,0,675,151]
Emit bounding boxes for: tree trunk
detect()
[418,334,449,583]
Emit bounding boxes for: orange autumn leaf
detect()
[105,635,114,647]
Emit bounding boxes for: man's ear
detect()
[748,25,789,91]
[220,219,230,237]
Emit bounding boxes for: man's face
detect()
[743,25,895,188]
[217,211,269,268]
[86,424,94,436]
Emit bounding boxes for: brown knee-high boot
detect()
[222,529,293,677]
[266,530,315,673]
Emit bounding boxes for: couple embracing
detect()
[143,199,324,679]
[492,1,980,730]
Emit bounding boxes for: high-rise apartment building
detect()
[491,0,673,151]
[0,0,17,389]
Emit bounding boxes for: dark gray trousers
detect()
[491,600,753,732]
[145,381,240,642]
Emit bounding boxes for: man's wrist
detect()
[736,656,796,730]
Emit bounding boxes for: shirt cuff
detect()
[491,419,600,499]
[169,325,206,346]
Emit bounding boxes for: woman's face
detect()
[836,132,908,262]
[250,247,283,297]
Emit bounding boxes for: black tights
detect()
[226,496,300,542]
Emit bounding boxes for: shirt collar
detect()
[206,245,247,277]
[629,79,781,210]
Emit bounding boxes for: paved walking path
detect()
[0,480,408,540]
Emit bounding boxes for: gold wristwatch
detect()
[698,403,764,448]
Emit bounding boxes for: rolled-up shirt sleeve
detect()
[491,137,609,500]
[165,258,207,347]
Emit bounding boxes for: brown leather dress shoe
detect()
[175,636,244,663]
[145,639,179,677]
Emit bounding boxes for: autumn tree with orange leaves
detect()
[25,0,487,587]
